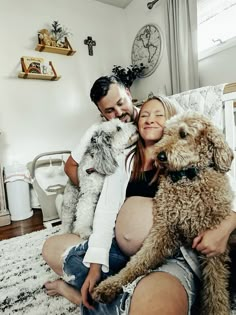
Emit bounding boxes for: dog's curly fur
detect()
[92,112,234,315]
[60,119,137,239]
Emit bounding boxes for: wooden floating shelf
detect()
[35,36,76,56]
[18,72,61,81]
[18,57,61,81]
[35,44,76,55]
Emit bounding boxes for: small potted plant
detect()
[112,63,146,89]
[50,21,71,48]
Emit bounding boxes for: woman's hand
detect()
[192,212,236,257]
[81,263,102,309]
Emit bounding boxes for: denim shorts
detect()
[80,251,199,315]
[62,238,129,291]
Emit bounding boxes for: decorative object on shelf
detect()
[112,64,146,89]
[131,24,163,78]
[20,56,45,74]
[50,21,72,48]
[147,0,160,10]
[35,21,76,56]
[18,56,61,81]
[84,36,96,56]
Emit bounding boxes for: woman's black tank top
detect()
[126,169,158,198]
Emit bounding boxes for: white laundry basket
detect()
[4,164,33,221]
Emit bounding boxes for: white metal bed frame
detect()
[222,83,236,179]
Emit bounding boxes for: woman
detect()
[42,96,236,315]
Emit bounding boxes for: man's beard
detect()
[119,113,132,122]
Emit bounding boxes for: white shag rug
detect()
[0,227,236,315]
[0,227,80,315]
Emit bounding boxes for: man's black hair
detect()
[90,75,126,105]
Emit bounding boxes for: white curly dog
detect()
[57,119,137,239]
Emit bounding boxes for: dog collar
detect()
[168,167,199,183]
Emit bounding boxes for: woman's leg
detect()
[42,233,81,275]
[129,272,188,315]
[81,272,189,315]
[42,235,129,306]
[81,252,197,315]
[42,233,83,304]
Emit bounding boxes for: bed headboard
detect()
[168,83,236,179]
[222,83,236,179]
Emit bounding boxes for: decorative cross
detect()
[84,36,96,56]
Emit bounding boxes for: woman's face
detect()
[138,99,166,145]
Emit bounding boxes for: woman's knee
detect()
[42,234,80,259]
[42,237,51,261]
[42,235,67,275]
[42,235,57,261]
[42,234,81,274]
[129,272,188,315]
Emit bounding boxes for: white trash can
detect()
[4,164,33,221]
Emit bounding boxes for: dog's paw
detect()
[72,226,91,239]
[92,278,122,303]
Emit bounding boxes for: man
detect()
[64,75,139,185]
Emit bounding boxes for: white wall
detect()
[1,0,234,168]
[0,0,130,166]
[199,45,236,87]
[124,0,172,100]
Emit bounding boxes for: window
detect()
[197,0,236,56]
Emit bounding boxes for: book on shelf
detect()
[21,56,54,76]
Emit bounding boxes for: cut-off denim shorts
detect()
[62,240,199,315]
[80,250,199,315]
[62,238,129,291]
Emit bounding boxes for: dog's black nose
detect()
[157,151,167,162]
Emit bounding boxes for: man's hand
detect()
[81,263,102,309]
[192,212,236,257]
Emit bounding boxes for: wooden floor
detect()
[0,209,45,241]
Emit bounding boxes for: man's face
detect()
[97,84,136,122]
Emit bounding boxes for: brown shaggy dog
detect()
[92,112,234,315]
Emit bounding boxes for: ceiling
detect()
[94,0,134,9]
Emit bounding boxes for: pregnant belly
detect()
[115,196,153,256]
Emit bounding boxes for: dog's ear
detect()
[206,123,234,173]
[91,131,118,175]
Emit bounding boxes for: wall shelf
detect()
[18,72,61,81]
[18,58,61,81]
[35,36,76,56]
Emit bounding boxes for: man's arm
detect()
[65,125,100,186]
[64,155,79,186]
[192,211,236,257]
[192,172,236,256]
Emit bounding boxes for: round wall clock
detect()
[131,24,163,78]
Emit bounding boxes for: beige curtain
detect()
[164,0,199,94]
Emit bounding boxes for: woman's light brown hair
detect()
[128,96,178,181]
